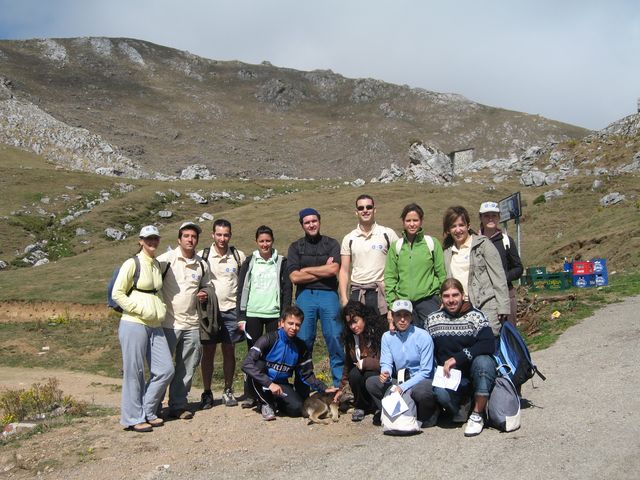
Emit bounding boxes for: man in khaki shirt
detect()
[158,222,210,419]
[339,194,398,316]
[198,219,246,409]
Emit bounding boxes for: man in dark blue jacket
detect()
[242,306,334,420]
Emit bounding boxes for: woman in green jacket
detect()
[384,203,446,330]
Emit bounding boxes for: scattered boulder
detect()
[124,224,134,232]
[520,170,547,187]
[543,189,564,202]
[616,151,640,174]
[59,215,75,225]
[158,210,173,219]
[33,258,50,267]
[351,178,365,187]
[115,183,135,193]
[188,193,208,204]
[600,192,625,207]
[105,228,127,240]
[180,164,214,180]
[75,228,88,236]
[407,143,454,184]
[373,163,405,183]
[0,260,8,270]
[522,146,544,161]
[199,212,214,222]
[591,179,604,191]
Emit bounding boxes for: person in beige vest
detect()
[157,222,210,419]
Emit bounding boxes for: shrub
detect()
[0,378,87,427]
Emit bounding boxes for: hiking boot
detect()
[351,408,365,422]
[261,404,276,421]
[200,390,214,410]
[372,411,382,427]
[421,408,440,428]
[464,412,484,437]
[170,409,194,420]
[222,388,238,407]
[241,398,258,409]
[452,398,472,423]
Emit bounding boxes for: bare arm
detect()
[338,254,351,306]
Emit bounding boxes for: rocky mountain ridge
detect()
[0,37,588,180]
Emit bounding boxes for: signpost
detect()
[498,192,522,255]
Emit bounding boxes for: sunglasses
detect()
[356,205,374,211]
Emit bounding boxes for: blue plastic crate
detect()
[573,274,596,288]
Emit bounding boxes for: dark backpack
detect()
[107,256,159,313]
[494,321,546,387]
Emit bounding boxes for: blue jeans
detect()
[296,288,344,387]
[433,355,497,414]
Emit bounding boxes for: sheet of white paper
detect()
[382,389,409,417]
[432,366,462,391]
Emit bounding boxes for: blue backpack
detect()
[494,322,546,387]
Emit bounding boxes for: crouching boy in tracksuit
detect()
[241,306,336,421]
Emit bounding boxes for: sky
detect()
[0,0,638,130]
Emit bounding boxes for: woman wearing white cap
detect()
[441,206,509,336]
[478,201,523,326]
[112,225,174,432]
[365,299,437,427]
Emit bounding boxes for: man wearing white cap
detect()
[157,222,210,419]
[478,202,523,326]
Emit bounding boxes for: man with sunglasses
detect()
[339,195,399,317]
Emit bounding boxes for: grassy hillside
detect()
[1,144,638,303]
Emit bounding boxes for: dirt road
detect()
[1,296,639,479]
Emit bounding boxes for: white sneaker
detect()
[464,412,484,437]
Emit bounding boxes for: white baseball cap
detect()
[139,225,160,238]
[179,221,202,235]
[391,299,413,313]
[479,201,500,214]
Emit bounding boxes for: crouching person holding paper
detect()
[365,299,437,428]
[425,278,497,437]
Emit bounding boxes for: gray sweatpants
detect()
[118,320,174,427]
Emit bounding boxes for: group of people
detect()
[111,194,523,437]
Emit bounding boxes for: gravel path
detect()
[2,296,638,479]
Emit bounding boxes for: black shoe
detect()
[241,398,258,409]
[372,411,382,426]
[200,390,214,410]
[421,408,440,428]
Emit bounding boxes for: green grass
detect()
[0,315,334,394]
[522,271,640,350]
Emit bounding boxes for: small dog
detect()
[302,392,339,425]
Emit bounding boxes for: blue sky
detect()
[0,0,638,130]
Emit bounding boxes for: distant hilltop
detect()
[0,37,588,180]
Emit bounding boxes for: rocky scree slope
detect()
[0,37,588,180]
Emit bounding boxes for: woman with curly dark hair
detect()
[334,300,387,422]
